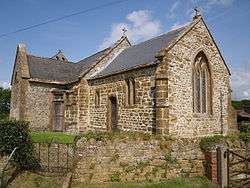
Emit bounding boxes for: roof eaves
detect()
[28,78,78,85]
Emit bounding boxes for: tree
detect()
[0,87,11,120]
[232,99,250,110]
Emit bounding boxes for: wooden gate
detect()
[227,149,250,187]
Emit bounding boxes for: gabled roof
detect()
[27,48,109,83]
[27,55,78,83]
[24,16,230,84]
[90,26,188,79]
[27,25,188,83]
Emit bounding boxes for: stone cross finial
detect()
[193,7,201,20]
[122,27,128,36]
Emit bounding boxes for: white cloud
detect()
[186,0,234,18]
[0,81,10,89]
[166,1,180,19]
[170,22,190,30]
[231,67,250,100]
[207,0,234,6]
[99,10,162,49]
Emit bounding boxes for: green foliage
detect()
[199,134,248,151]
[164,153,177,163]
[199,135,225,151]
[239,132,250,142]
[232,99,250,109]
[0,120,39,169]
[82,131,174,142]
[8,171,63,188]
[31,131,78,144]
[239,122,250,133]
[72,176,218,188]
[0,87,11,120]
[110,172,121,182]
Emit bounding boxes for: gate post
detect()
[217,145,228,188]
[204,147,218,184]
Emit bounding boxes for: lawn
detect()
[8,171,63,188]
[31,131,77,144]
[7,171,218,188]
[72,177,218,188]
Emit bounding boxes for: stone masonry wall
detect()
[164,19,233,137]
[86,66,157,133]
[10,62,21,120]
[26,82,62,131]
[65,86,79,133]
[10,46,29,121]
[74,136,205,183]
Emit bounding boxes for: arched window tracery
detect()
[193,52,211,114]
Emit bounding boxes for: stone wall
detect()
[10,45,30,121]
[74,136,205,183]
[162,18,233,137]
[10,61,22,120]
[86,66,157,133]
[65,86,79,133]
[25,82,63,131]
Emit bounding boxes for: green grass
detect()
[72,177,218,188]
[9,171,63,188]
[31,131,77,144]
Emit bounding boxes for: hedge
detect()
[0,120,39,169]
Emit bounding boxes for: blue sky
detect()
[0,0,249,99]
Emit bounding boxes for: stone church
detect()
[10,16,237,137]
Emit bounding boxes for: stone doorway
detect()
[108,96,118,131]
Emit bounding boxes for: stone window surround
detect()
[192,51,212,116]
[125,78,135,107]
[95,89,101,107]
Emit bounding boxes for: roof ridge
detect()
[128,24,190,49]
[27,54,75,64]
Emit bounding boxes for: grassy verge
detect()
[31,131,77,144]
[72,177,218,188]
[8,171,63,188]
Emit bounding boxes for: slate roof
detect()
[91,26,187,79]
[27,48,109,83]
[27,25,188,83]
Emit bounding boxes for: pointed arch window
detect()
[95,90,100,107]
[125,78,135,106]
[193,52,211,114]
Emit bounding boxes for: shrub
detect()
[0,120,39,169]
[164,153,177,163]
[0,87,11,120]
[200,134,249,151]
[110,172,121,182]
[199,135,225,151]
[239,122,250,133]
[239,132,250,142]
